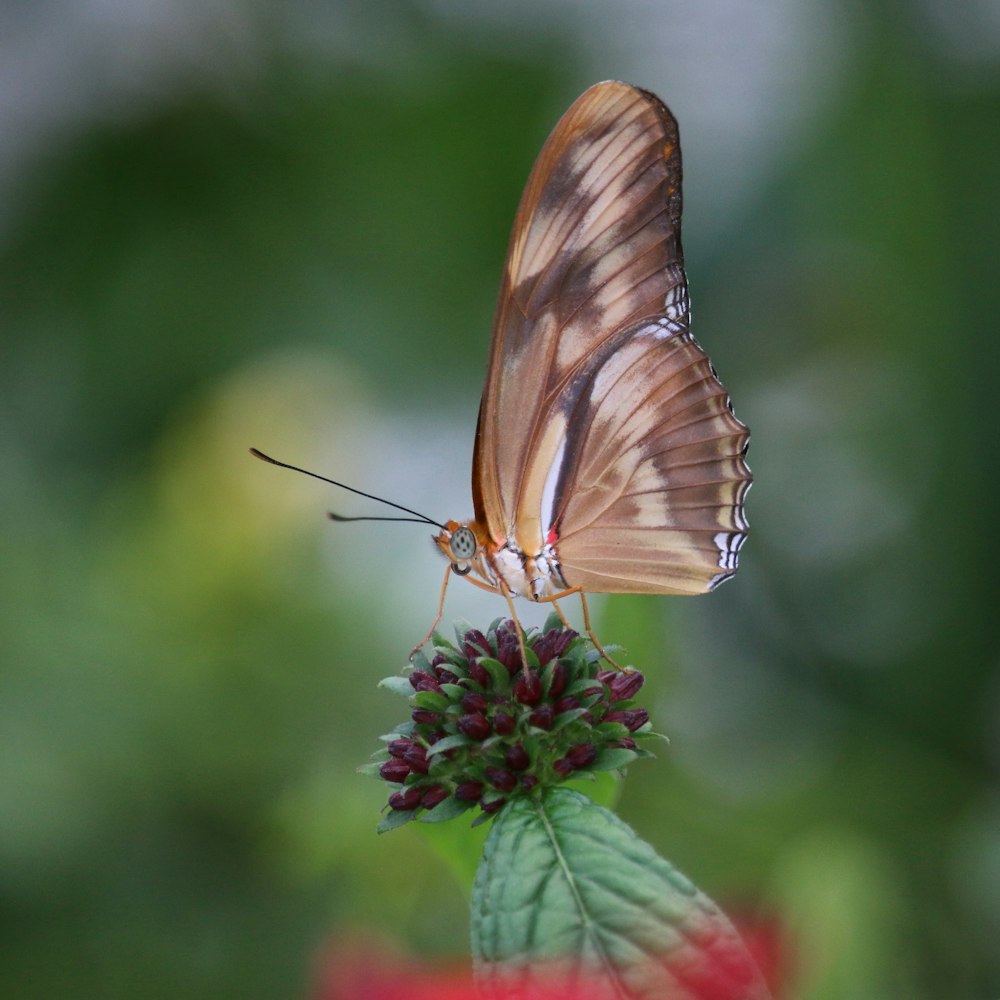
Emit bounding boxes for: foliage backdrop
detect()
[2,2,998,997]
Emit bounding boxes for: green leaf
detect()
[378,728,409,742]
[564,677,604,698]
[376,808,417,834]
[430,630,455,651]
[426,733,474,756]
[378,676,415,697]
[452,618,480,647]
[413,690,450,713]
[479,657,512,692]
[520,645,540,671]
[439,648,471,670]
[419,795,474,824]
[593,721,631,739]
[592,747,638,771]
[551,707,590,732]
[541,610,564,632]
[471,789,771,1000]
[356,761,386,779]
[469,809,496,830]
[409,648,433,672]
[541,657,574,696]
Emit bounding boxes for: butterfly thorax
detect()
[435,520,568,601]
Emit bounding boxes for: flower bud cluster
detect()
[363,615,655,831]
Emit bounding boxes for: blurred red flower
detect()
[313,935,472,1000]
[313,912,790,1000]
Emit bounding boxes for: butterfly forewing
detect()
[473,80,750,595]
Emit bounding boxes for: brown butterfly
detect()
[253,80,751,663]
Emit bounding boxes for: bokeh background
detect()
[3,1,999,997]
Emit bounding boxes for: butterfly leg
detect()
[548,598,573,630]
[576,590,624,670]
[451,572,533,673]
[544,587,623,670]
[409,562,454,659]
[498,583,532,674]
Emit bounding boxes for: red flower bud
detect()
[430,655,459,685]
[387,738,414,759]
[553,695,580,715]
[420,784,449,809]
[461,691,489,714]
[461,629,491,661]
[467,660,490,688]
[504,744,531,771]
[454,781,484,801]
[403,744,429,774]
[553,743,597,777]
[485,767,517,793]
[409,670,443,694]
[514,669,542,705]
[496,624,523,673]
[547,661,568,699]
[457,713,491,741]
[611,737,637,750]
[492,711,515,735]
[533,628,576,666]
[528,704,554,730]
[565,743,597,769]
[480,797,506,814]
[379,759,411,783]
[388,787,423,811]
[604,708,649,731]
[519,774,538,791]
[411,709,441,726]
[609,670,644,702]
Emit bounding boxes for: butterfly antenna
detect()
[249,448,445,528]
[327,513,438,525]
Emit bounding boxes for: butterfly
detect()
[253,80,751,664]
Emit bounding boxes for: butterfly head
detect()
[435,520,488,577]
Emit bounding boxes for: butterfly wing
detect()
[473,81,750,594]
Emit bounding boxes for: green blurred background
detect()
[2,1,998,997]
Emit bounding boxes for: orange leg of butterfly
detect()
[408,567,543,674]
[544,587,623,671]
[410,569,535,670]
[408,563,455,660]
[410,567,622,671]
[456,574,534,671]
[409,566,623,672]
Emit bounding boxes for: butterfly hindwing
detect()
[550,320,750,594]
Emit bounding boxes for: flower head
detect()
[364,614,657,831]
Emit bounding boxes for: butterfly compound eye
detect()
[450,526,477,561]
